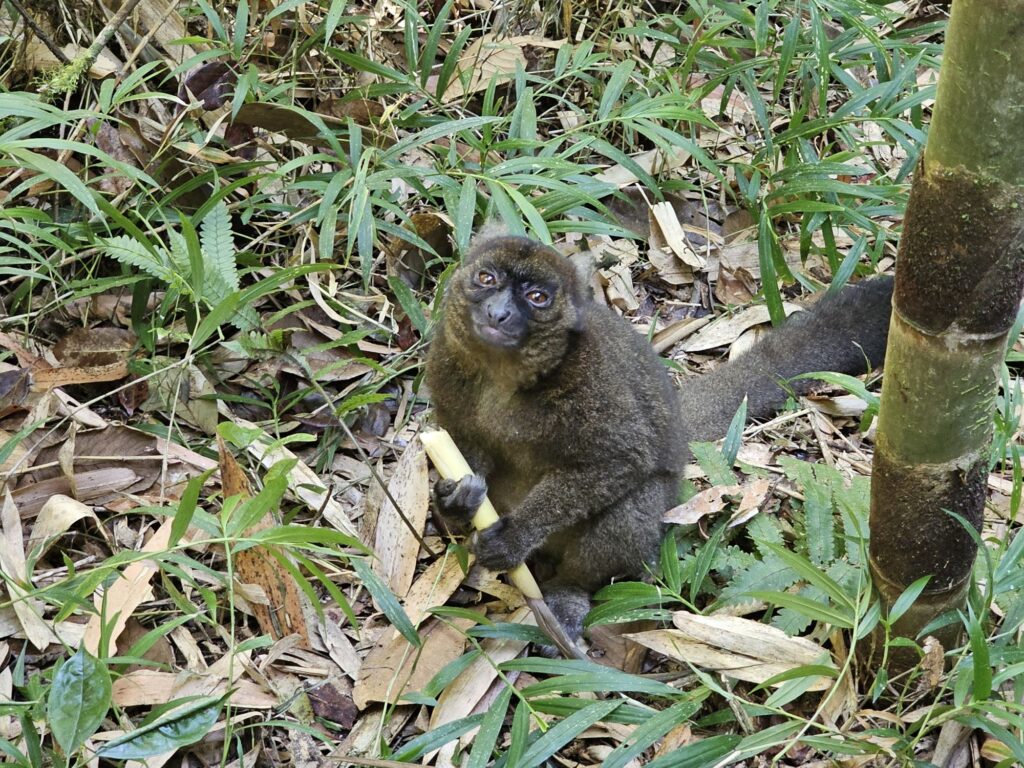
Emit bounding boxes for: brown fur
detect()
[425,234,893,646]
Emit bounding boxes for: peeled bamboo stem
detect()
[420,428,586,659]
[419,429,542,599]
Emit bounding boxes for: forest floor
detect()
[1,1,1022,766]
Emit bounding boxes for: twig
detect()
[7,0,70,64]
[82,0,149,73]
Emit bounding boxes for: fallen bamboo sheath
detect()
[420,428,586,659]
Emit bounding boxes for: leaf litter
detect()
[0,1,1003,766]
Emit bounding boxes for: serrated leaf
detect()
[689,441,737,486]
[200,201,238,292]
[102,235,175,285]
[759,542,853,610]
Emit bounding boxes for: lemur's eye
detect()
[525,289,551,307]
[477,270,497,286]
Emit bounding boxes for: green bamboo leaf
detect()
[382,116,501,163]
[456,176,478,253]
[47,647,111,755]
[888,575,931,623]
[170,470,212,547]
[747,590,854,628]
[603,700,699,768]
[466,685,512,768]
[721,397,748,468]
[968,613,993,701]
[5,147,99,213]
[394,714,484,761]
[351,557,420,646]
[644,733,741,768]
[597,61,635,121]
[388,276,429,335]
[513,699,622,768]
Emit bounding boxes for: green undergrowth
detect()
[2,0,1024,766]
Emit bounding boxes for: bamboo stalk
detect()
[420,428,586,659]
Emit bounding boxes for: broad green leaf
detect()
[97,696,222,760]
[47,647,111,755]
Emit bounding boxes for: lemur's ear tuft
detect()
[468,220,511,249]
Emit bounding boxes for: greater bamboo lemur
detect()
[425,233,893,647]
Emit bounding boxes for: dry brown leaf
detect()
[650,202,706,269]
[372,440,430,598]
[221,437,311,647]
[0,491,58,649]
[31,361,130,388]
[679,303,802,352]
[596,147,692,187]
[665,472,771,526]
[441,35,563,102]
[111,669,276,709]
[23,40,121,77]
[319,613,363,680]
[30,424,170,492]
[663,485,734,526]
[116,617,176,673]
[112,0,205,68]
[0,369,31,419]
[234,417,358,538]
[52,327,136,367]
[651,317,710,355]
[26,494,96,559]
[428,607,534,765]
[402,555,472,627]
[647,244,694,286]
[715,266,757,305]
[352,614,477,709]
[728,476,772,527]
[11,467,141,519]
[728,325,771,360]
[709,241,802,282]
[139,363,217,434]
[625,610,834,689]
[0,428,28,476]
[83,519,174,656]
[805,394,870,418]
